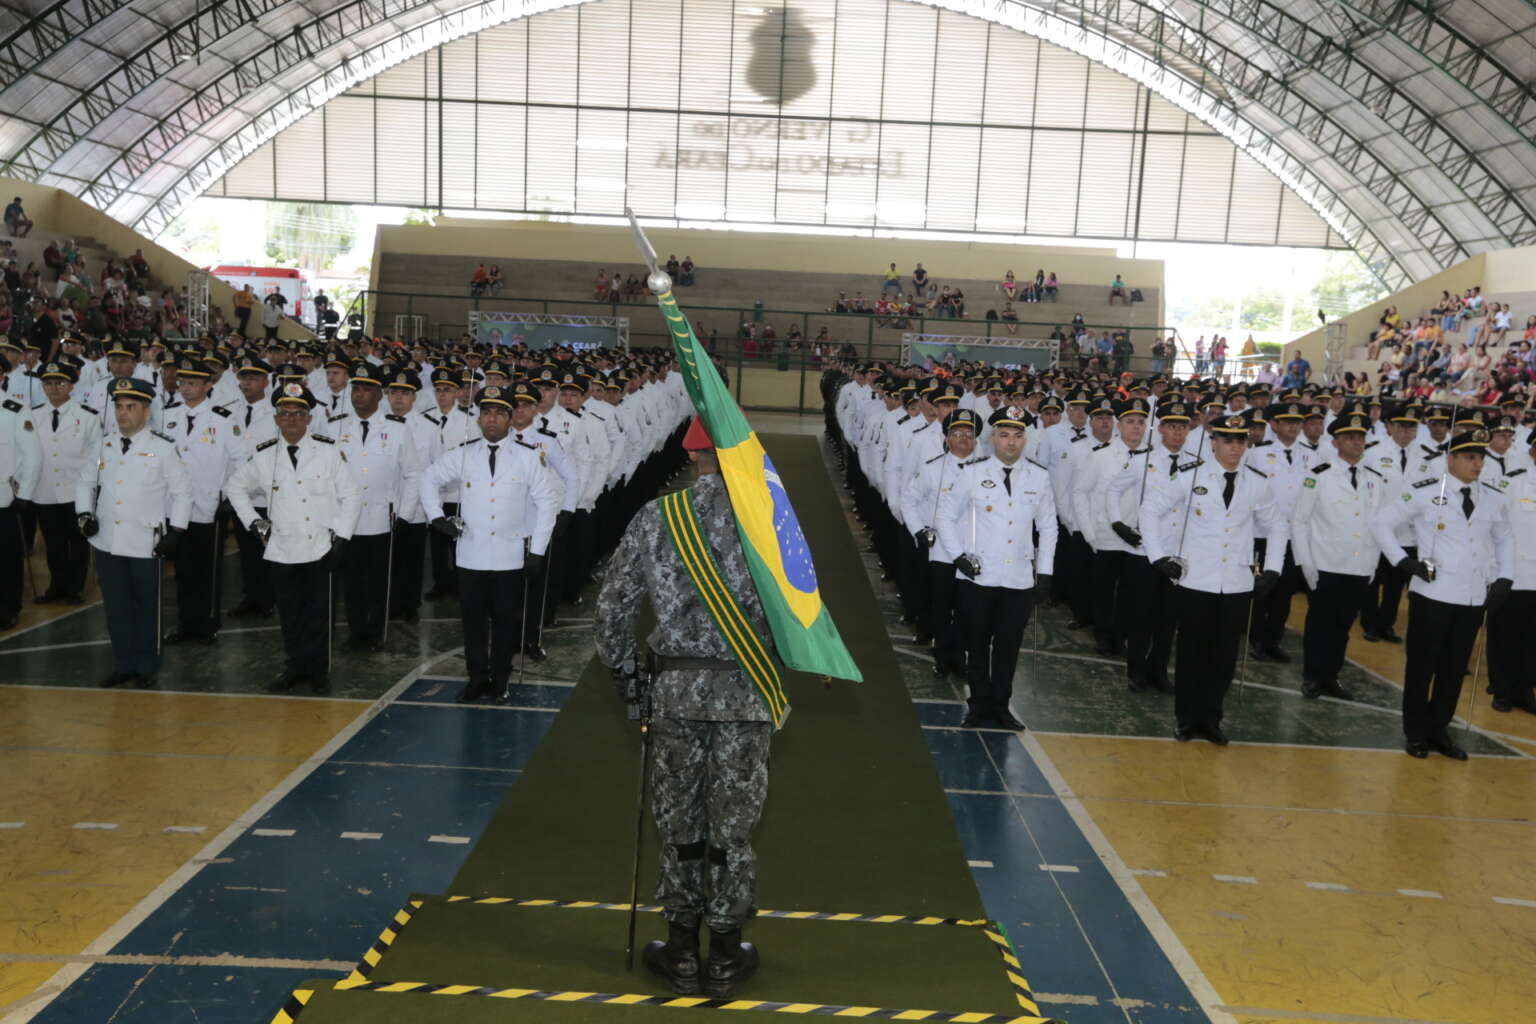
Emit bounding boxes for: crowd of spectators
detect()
[2,229,178,351]
[469,263,504,297]
[1364,291,1536,405]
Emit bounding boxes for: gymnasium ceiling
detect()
[2,0,1533,288]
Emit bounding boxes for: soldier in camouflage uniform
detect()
[596,416,775,999]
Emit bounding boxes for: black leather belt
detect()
[647,649,737,672]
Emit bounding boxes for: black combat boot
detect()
[704,928,759,998]
[642,920,702,995]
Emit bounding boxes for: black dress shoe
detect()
[62,593,85,605]
[309,675,330,694]
[1147,674,1173,693]
[1492,694,1536,715]
[1359,630,1383,643]
[0,612,18,630]
[960,711,987,729]
[1174,726,1195,742]
[345,636,371,651]
[1262,647,1291,664]
[1199,723,1230,746]
[35,589,61,604]
[1301,679,1323,699]
[228,601,272,618]
[524,643,547,661]
[457,679,493,704]
[1248,644,1272,663]
[1066,619,1088,630]
[1429,733,1468,761]
[1405,740,1430,759]
[994,710,1027,732]
[98,672,132,688]
[1492,696,1513,712]
[1318,681,1353,701]
[268,671,303,693]
[931,661,947,678]
[1381,631,1403,644]
[132,675,158,690]
[1126,676,1149,694]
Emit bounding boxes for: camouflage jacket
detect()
[596,471,775,723]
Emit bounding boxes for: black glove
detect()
[1034,573,1052,602]
[553,509,573,540]
[324,536,348,570]
[1487,577,1514,611]
[152,527,181,558]
[1111,521,1142,547]
[954,553,981,579]
[1397,556,1433,582]
[1252,569,1280,599]
[1153,556,1184,581]
[525,551,547,575]
[77,512,99,538]
[431,515,462,539]
[915,526,937,548]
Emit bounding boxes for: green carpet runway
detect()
[274,435,1057,1023]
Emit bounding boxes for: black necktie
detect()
[120,436,130,454]
[1222,471,1236,508]
[1461,486,1474,520]
[1349,466,1358,491]
[51,409,58,432]
[1284,448,1292,465]
[1400,448,1406,473]
[245,404,253,427]
[361,420,370,446]
[1169,453,1180,477]
[287,444,299,469]
[186,414,195,437]
[488,443,499,476]
[1002,466,1012,495]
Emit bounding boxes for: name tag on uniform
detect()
[1303,478,1316,488]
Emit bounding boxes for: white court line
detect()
[0,822,24,830]
[1491,896,1536,908]
[70,823,117,831]
[967,859,994,869]
[1128,868,1167,878]
[1397,889,1442,899]
[251,828,296,838]
[0,601,101,647]
[1029,728,1515,759]
[163,826,206,835]
[429,835,472,845]
[1212,874,1258,885]
[339,832,382,841]
[0,681,369,703]
[1014,731,1237,1024]
[394,700,559,714]
[1038,864,1080,874]
[2,644,464,1024]
[1306,881,1351,892]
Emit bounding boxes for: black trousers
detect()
[96,550,162,675]
[898,532,926,625]
[1403,593,1483,742]
[0,503,22,619]
[232,505,274,609]
[270,558,330,678]
[1172,587,1248,729]
[459,566,525,687]
[1090,548,1128,649]
[1301,571,1368,686]
[957,581,1035,716]
[1121,555,1176,685]
[36,501,90,597]
[18,499,36,554]
[343,531,391,642]
[1487,589,1536,700]
[1250,538,1299,651]
[428,502,460,594]
[926,560,963,671]
[1059,529,1095,624]
[172,519,222,638]
[389,520,427,617]
[1361,548,1414,635]
[560,510,594,602]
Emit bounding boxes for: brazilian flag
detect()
[651,287,863,684]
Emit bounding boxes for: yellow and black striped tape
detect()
[269,987,312,1024]
[340,899,422,987]
[444,895,991,928]
[320,979,1061,1022]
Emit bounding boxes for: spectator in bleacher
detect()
[487,265,504,296]
[1491,303,1511,346]
[1033,269,1045,298]
[1044,271,1058,300]
[852,292,869,313]
[260,290,285,340]
[1001,270,1017,301]
[911,263,929,296]
[999,303,1018,336]
[43,241,66,280]
[592,269,609,301]
[1108,273,1129,305]
[1524,316,1536,343]
[881,263,901,296]
[470,263,489,297]
[4,197,32,238]
[1210,336,1227,378]
[1149,337,1168,374]
[1113,331,1133,373]
[232,284,255,336]
[679,257,695,286]
[665,254,681,280]
[950,287,965,318]
[128,248,149,282]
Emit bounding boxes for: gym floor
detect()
[3,413,1534,1024]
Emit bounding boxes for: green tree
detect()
[1309,250,1386,319]
[264,202,357,275]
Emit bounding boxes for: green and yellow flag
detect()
[630,214,862,684]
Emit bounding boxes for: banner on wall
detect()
[901,334,1057,370]
[468,313,629,352]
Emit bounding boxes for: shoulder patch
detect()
[385,413,405,423]
[1365,439,1379,448]
[256,438,278,452]
[459,438,479,449]
[587,410,606,421]
[1310,463,1331,473]
[150,429,174,444]
[31,402,44,410]
[1245,464,1267,478]
[1362,465,1383,477]
[211,405,231,417]
[311,434,334,444]
[423,412,442,426]
[1177,459,1203,473]
[1252,439,1272,447]
[1,399,19,413]
[1069,433,1087,443]
[1412,477,1439,488]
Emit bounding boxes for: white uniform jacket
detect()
[1140,461,1286,594]
[1503,468,1536,591]
[419,437,561,570]
[1073,437,1138,552]
[31,399,100,505]
[900,450,965,563]
[74,429,191,558]
[163,401,243,524]
[937,455,1057,591]
[227,434,360,564]
[1371,474,1513,606]
[1,397,42,508]
[1243,439,1311,540]
[330,409,427,535]
[1290,460,1384,579]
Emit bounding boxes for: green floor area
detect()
[286,435,1044,1022]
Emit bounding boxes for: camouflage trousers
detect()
[650,717,772,933]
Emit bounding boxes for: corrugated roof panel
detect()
[932,11,987,123]
[924,124,980,230]
[871,121,925,228]
[882,2,937,123]
[1032,44,1086,130]
[724,114,776,222]
[375,98,428,206]
[974,126,1029,234]
[440,37,478,101]
[626,109,680,217]
[272,108,325,201]
[578,1,631,107]
[1174,134,1231,241]
[1225,149,1281,245]
[373,52,430,99]
[324,96,374,205]
[828,0,883,118]
[218,138,275,199]
[1134,133,1182,239]
[1276,185,1330,247]
[671,112,727,220]
[439,102,477,208]
[679,0,733,113]
[473,103,528,210]
[525,104,576,211]
[1076,131,1133,239]
[528,7,580,104]
[774,117,830,225]
[982,26,1037,128]
[1026,129,1079,235]
[630,0,683,109]
[575,106,628,214]
[1086,61,1141,133]
[476,23,529,106]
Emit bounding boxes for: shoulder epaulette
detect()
[1252,439,1272,447]
[568,408,582,418]
[925,452,945,464]
[537,426,557,439]
[587,410,606,421]
[256,438,278,451]
[163,399,181,409]
[327,411,349,422]
[1177,459,1202,472]
[311,434,334,444]
[1365,439,1379,448]
[1362,465,1383,477]
[211,405,231,418]
[1301,441,1318,450]
[459,438,479,448]
[1027,457,1047,470]
[1420,445,1440,456]
[423,412,442,426]
[1,399,19,413]
[1412,477,1438,488]
[1092,441,1110,451]
[151,429,173,444]
[1508,467,1528,477]
[896,414,911,425]
[385,413,405,424]
[1245,464,1267,478]
[514,438,538,451]
[961,455,990,467]
[1482,481,1502,493]
[1311,463,1331,473]
[79,403,97,415]
[1069,433,1087,442]
[31,402,44,410]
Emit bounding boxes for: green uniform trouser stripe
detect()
[659,489,788,724]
